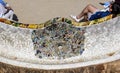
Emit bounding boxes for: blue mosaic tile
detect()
[31,22,86,59]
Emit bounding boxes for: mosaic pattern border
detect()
[0,14,113,29]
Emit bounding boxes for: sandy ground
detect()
[5,0,109,23]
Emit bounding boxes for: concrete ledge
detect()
[0,16,120,70]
